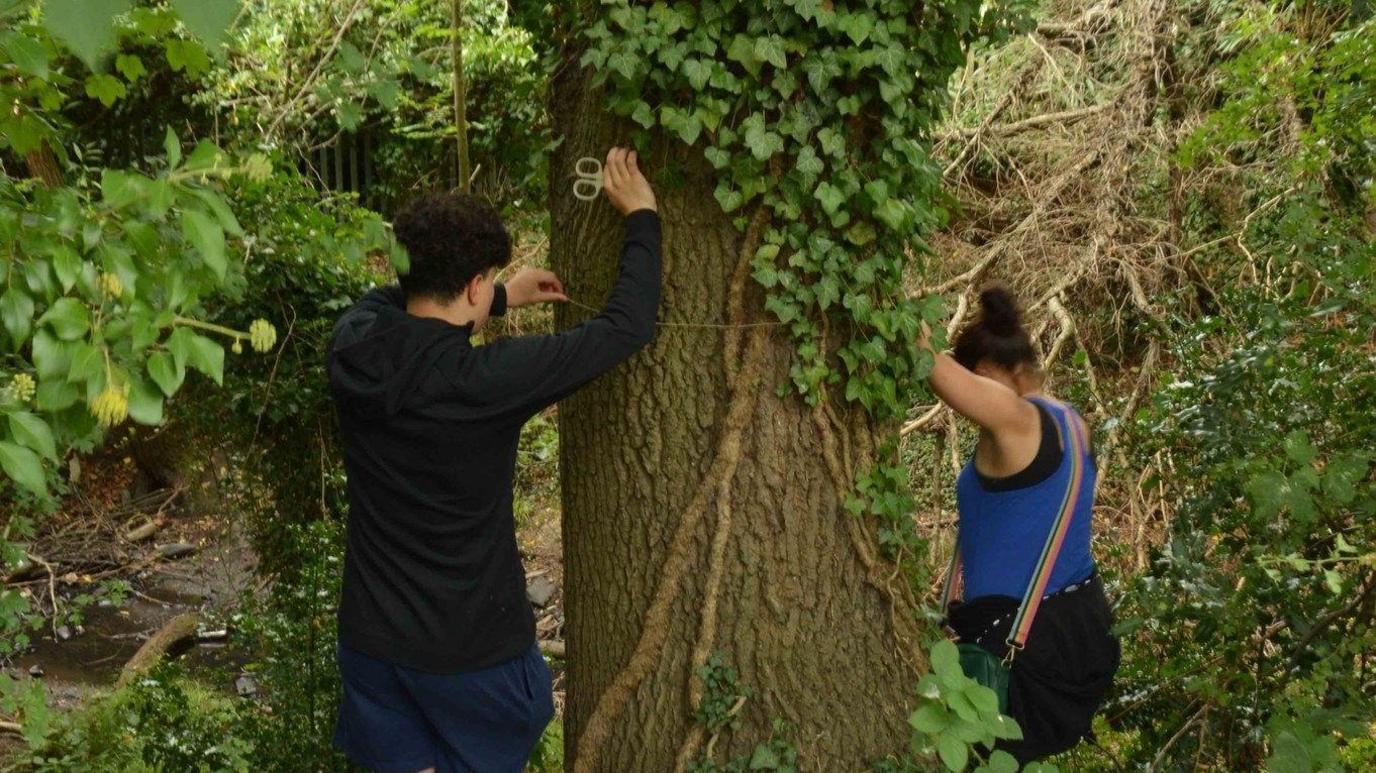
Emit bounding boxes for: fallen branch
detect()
[0,720,22,735]
[116,612,200,688]
[939,103,1112,140]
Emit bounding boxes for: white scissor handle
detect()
[573,156,603,201]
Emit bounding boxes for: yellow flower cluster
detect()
[100,272,124,299]
[249,319,277,353]
[8,373,36,403]
[91,385,129,428]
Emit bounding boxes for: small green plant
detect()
[526,718,565,773]
[905,640,1055,773]
[693,650,751,735]
[10,664,257,772]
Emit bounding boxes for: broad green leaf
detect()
[164,38,211,76]
[114,53,145,81]
[948,688,979,722]
[41,0,132,68]
[0,287,34,346]
[191,188,244,237]
[909,703,951,734]
[101,169,142,209]
[183,331,224,385]
[66,342,102,384]
[163,127,182,167]
[967,683,999,716]
[1283,431,1317,465]
[984,751,1019,773]
[146,351,184,396]
[932,640,962,680]
[8,412,56,460]
[0,440,45,494]
[0,31,50,78]
[126,376,163,425]
[181,209,226,279]
[50,246,81,292]
[84,72,126,106]
[169,0,239,50]
[936,733,968,772]
[38,297,89,340]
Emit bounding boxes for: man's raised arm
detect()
[472,148,662,413]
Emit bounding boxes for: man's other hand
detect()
[505,268,569,308]
[603,147,657,215]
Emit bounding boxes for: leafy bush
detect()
[9,665,258,772]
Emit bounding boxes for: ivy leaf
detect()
[839,12,874,45]
[744,126,782,160]
[795,146,823,183]
[0,440,45,495]
[754,35,786,69]
[170,0,240,51]
[704,146,731,170]
[814,182,845,215]
[714,183,744,213]
[682,58,711,90]
[181,209,227,279]
[726,34,759,76]
[631,100,655,129]
[8,412,57,460]
[40,0,132,69]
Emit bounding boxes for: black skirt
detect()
[946,572,1121,763]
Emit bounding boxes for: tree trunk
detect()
[551,65,927,772]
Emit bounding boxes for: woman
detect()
[921,286,1120,762]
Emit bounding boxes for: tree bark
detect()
[450,0,471,192]
[551,64,927,772]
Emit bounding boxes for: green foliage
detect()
[693,650,751,735]
[902,640,1038,773]
[583,0,1026,422]
[1111,3,1376,768]
[527,719,565,773]
[686,718,799,773]
[209,0,549,208]
[10,665,258,772]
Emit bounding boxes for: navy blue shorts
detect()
[333,641,555,773]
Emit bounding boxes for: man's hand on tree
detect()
[603,147,657,215]
[504,268,569,308]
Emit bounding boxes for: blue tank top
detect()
[955,397,1096,600]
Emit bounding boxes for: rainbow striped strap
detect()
[1005,400,1086,651]
[938,400,1087,655]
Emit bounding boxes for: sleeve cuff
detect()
[627,206,663,242]
[490,283,508,317]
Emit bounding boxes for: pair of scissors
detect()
[573,157,603,201]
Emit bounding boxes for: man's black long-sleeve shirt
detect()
[327,210,661,672]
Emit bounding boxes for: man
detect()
[326,148,659,773]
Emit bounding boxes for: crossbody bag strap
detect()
[1005,399,1087,654]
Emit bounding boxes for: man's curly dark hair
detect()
[392,192,512,301]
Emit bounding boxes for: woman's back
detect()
[956,396,1096,601]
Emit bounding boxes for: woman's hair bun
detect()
[978,285,1022,337]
